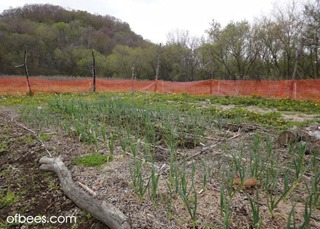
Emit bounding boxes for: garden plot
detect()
[1,93,320,229]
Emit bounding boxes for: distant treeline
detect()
[0,1,319,81]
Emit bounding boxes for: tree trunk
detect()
[39,156,130,229]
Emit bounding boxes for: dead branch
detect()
[39,156,130,229]
[17,122,52,157]
[179,143,218,165]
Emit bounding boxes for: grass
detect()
[1,92,320,228]
[137,93,320,114]
[39,133,52,141]
[0,142,8,153]
[0,189,18,209]
[73,153,112,167]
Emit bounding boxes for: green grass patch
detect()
[73,153,113,167]
[122,93,320,114]
[39,133,52,141]
[22,135,35,144]
[0,142,8,153]
[1,92,319,114]
[0,190,18,208]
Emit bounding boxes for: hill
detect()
[0,4,151,76]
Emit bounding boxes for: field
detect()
[1,92,320,228]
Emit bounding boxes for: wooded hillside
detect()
[0,4,149,76]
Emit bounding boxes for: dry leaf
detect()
[232,177,259,188]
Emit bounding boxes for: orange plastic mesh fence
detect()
[0,77,319,101]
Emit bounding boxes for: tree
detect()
[206,20,261,79]
[271,0,304,79]
[163,30,201,81]
[206,20,233,79]
[255,17,283,78]
[107,45,155,79]
[303,0,320,77]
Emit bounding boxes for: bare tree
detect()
[272,0,305,78]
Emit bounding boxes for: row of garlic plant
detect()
[220,134,320,229]
[18,94,319,228]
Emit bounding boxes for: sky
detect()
[0,0,303,44]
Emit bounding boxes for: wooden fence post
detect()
[91,49,96,92]
[155,43,161,81]
[24,51,32,95]
[15,50,32,95]
[131,66,136,92]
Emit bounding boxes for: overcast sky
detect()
[0,0,305,43]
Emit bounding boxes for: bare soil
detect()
[0,107,106,229]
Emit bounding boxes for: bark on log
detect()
[39,156,130,229]
[277,126,311,146]
[278,126,320,154]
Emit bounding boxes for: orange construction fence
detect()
[0,77,319,101]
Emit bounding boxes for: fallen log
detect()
[39,156,130,229]
[277,126,320,154]
[277,126,313,146]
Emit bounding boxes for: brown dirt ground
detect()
[0,107,106,229]
[0,106,319,228]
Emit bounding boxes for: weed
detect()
[22,135,34,144]
[39,133,52,141]
[0,142,8,153]
[0,189,18,208]
[73,153,112,167]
